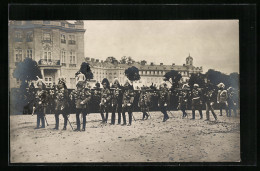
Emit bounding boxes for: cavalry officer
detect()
[121,80,135,126]
[53,78,69,130]
[217,83,228,116]
[191,84,203,120]
[158,82,170,122]
[100,78,111,123]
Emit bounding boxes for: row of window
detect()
[15,49,32,62]
[139,70,188,76]
[60,51,77,64]
[14,31,76,45]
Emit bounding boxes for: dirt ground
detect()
[10,110,240,163]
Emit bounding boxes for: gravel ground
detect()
[10,110,240,163]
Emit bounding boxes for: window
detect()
[61,34,66,43]
[44,77,52,88]
[43,32,51,42]
[43,51,52,62]
[61,22,65,27]
[14,32,22,42]
[26,31,33,42]
[68,24,75,28]
[15,49,22,62]
[26,49,32,58]
[68,35,76,45]
[69,51,76,67]
[16,78,21,87]
[61,51,66,66]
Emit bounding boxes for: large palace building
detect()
[9,20,85,89]
[86,54,203,89]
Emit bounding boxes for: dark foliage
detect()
[76,62,93,80]
[13,58,42,84]
[188,73,206,89]
[163,70,182,89]
[125,66,140,81]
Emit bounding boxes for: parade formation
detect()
[28,71,239,132]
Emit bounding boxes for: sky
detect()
[83,20,239,74]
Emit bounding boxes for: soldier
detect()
[70,81,91,131]
[100,78,111,123]
[191,84,203,120]
[177,84,189,118]
[158,82,170,122]
[92,82,104,121]
[33,78,48,129]
[48,84,56,114]
[227,87,237,117]
[217,83,228,116]
[204,79,217,121]
[138,86,151,120]
[53,78,69,130]
[110,78,123,125]
[121,80,135,126]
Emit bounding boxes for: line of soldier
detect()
[30,75,238,131]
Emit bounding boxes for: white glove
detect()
[80,101,84,105]
[164,103,167,107]
[127,103,131,106]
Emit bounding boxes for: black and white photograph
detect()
[9,19,241,163]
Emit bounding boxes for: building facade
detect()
[86,55,203,89]
[9,20,85,89]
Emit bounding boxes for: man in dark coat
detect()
[158,82,170,122]
[204,79,217,121]
[70,81,91,131]
[100,78,111,123]
[177,84,189,118]
[227,87,238,117]
[110,78,123,125]
[191,84,203,120]
[33,78,48,129]
[138,86,151,120]
[121,80,135,126]
[53,78,69,130]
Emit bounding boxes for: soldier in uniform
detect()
[158,82,170,122]
[191,84,203,120]
[177,84,189,118]
[121,80,135,126]
[33,78,48,129]
[92,82,104,121]
[48,84,56,114]
[70,81,91,131]
[100,78,111,123]
[217,83,228,116]
[53,78,69,130]
[227,87,237,117]
[110,78,123,125]
[138,86,151,120]
[204,79,217,121]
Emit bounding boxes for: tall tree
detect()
[77,62,93,80]
[125,66,140,82]
[13,58,42,85]
[163,70,182,89]
[229,72,239,89]
[105,56,118,64]
[188,73,206,89]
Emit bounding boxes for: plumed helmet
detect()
[36,76,45,87]
[227,86,233,91]
[101,78,109,86]
[113,78,120,86]
[124,79,131,87]
[182,84,190,89]
[217,83,225,89]
[193,84,199,88]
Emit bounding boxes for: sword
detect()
[67,117,74,130]
[44,115,49,126]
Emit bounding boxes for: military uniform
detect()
[158,85,170,122]
[122,87,135,126]
[92,87,103,120]
[70,83,91,131]
[110,87,123,125]
[217,88,228,116]
[138,89,151,120]
[227,87,237,117]
[191,85,203,119]
[100,88,111,123]
[33,87,48,129]
[204,83,217,121]
[178,89,189,118]
[48,87,56,114]
[54,84,69,130]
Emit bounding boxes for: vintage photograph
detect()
[9,20,240,163]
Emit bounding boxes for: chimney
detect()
[160,63,163,66]
[183,64,185,66]
[91,58,95,62]
[85,57,90,61]
[172,63,175,66]
[141,61,146,66]
[96,59,99,62]
[101,60,103,63]
[150,62,154,66]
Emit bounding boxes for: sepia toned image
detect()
[9,20,240,163]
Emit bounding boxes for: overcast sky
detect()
[83,20,239,74]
